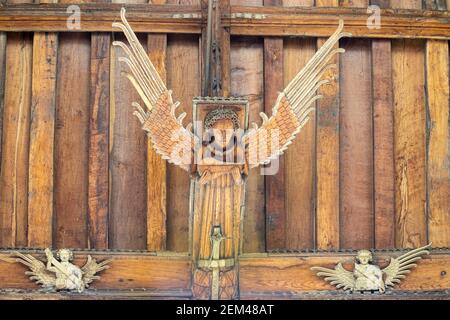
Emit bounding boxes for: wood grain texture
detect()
[284,0,315,250]
[426,40,450,246]
[263,0,285,250]
[231,37,265,253]
[0,32,5,175]
[109,33,147,250]
[391,0,427,248]
[0,32,32,247]
[147,28,167,251]
[372,39,395,249]
[27,32,58,247]
[88,32,110,249]
[0,251,191,290]
[165,33,199,252]
[315,0,340,250]
[54,32,90,249]
[339,0,374,249]
[239,252,450,293]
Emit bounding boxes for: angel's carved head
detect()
[356,250,373,265]
[204,108,241,151]
[57,249,74,262]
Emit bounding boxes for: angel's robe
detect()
[354,264,384,291]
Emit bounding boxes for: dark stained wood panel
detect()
[54,33,90,249]
[109,33,147,250]
[88,32,110,249]
[339,36,374,249]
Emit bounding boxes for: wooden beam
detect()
[0,251,191,291]
[28,32,58,247]
[147,0,168,252]
[0,250,448,295]
[315,0,339,250]
[425,1,450,247]
[239,250,450,294]
[227,6,450,39]
[0,3,203,33]
[0,4,449,39]
[264,0,286,250]
[88,31,111,249]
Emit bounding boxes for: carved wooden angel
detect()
[113,8,350,297]
[10,249,111,293]
[112,8,350,182]
[311,243,432,293]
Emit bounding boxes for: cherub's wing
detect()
[112,8,198,171]
[81,255,111,288]
[11,252,55,288]
[311,263,355,291]
[382,243,432,288]
[244,20,350,168]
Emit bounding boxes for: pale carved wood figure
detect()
[311,243,432,293]
[113,8,350,299]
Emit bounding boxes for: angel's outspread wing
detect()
[81,255,111,288]
[311,263,355,291]
[244,20,351,168]
[382,243,431,288]
[113,8,198,171]
[12,252,55,288]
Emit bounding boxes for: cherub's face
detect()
[59,250,71,262]
[356,251,372,265]
[206,119,236,150]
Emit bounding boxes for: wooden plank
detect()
[372,39,395,248]
[1,4,450,39]
[315,0,339,250]
[391,0,427,248]
[371,0,395,249]
[283,0,315,250]
[165,37,199,252]
[425,40,450,246]
[0,33,5,173]
[0,3,203,34]
[263,0,285,250]
[0,32,32,247]
[339,0,374,250]
[54,32,90,249]
[109,0,147,250]
[88,32,110,249]
[27,32,58,247]
[0,251,191,290]
[239,252,450,293]
[164,0,200,253]
[147,0,167,252]
[227,5,450,39]
[231,34,265,253]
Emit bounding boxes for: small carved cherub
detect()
[312,243,431,293]
[353,250,385,292]
[10,248,111,293]
[45,248,84,292]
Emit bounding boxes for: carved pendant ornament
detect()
[6,248,111,293]
[311,243,432,293]
[112,8,351,299]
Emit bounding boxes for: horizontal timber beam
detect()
[0,4,449,39]
[239,250,450,297]
[227,6,450,39]
[0,250,192,291]
[0,249,449,299]
[0,3,203,34]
